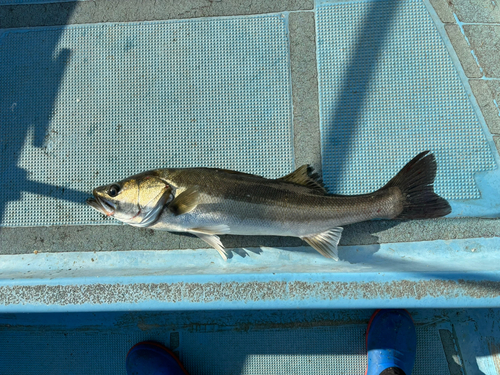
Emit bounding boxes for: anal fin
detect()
[191,231,230,261]
[301,227,343,261]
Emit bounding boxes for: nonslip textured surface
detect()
[316,0,496,200]
[0,15,293,227]
[0,321,449,375]
[0,0,84,5]
[0,306,499,374]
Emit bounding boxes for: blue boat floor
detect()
[1,308,499,375]
[0,0,500,372]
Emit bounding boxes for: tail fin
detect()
[385,151,451,219]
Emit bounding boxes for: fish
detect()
[87,151,451,260]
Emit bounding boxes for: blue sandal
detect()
[126,341,190,375]
[366,309,417,375]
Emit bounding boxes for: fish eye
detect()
[108,184,121,197]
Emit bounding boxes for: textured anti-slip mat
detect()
[0,324,449,374]
[0,15,293,226]
[0,0,85,4]
[0,0,89,5]
[316,0,496,200]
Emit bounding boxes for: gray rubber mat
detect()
[316,0,496,200]
[0,0,84,4]
[0,16,293,226]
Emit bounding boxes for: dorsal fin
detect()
[278,165,328,194]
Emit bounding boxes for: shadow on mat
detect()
[0,2,84,226]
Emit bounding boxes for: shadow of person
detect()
[0,35,81,224]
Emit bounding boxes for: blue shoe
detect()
[126,341,189,375]
[366,309,417,375]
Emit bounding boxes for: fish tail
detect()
[384,151,451,219]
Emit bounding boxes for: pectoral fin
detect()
[192,232,230,261]
[168,186,200,215]
[301,227,343,261]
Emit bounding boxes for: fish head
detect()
[87,171,172,227]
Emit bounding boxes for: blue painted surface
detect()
[0,237,499,312]
[316,0,498,215]
[1,237,498,278]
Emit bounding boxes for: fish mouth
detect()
[86,195,115,216]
